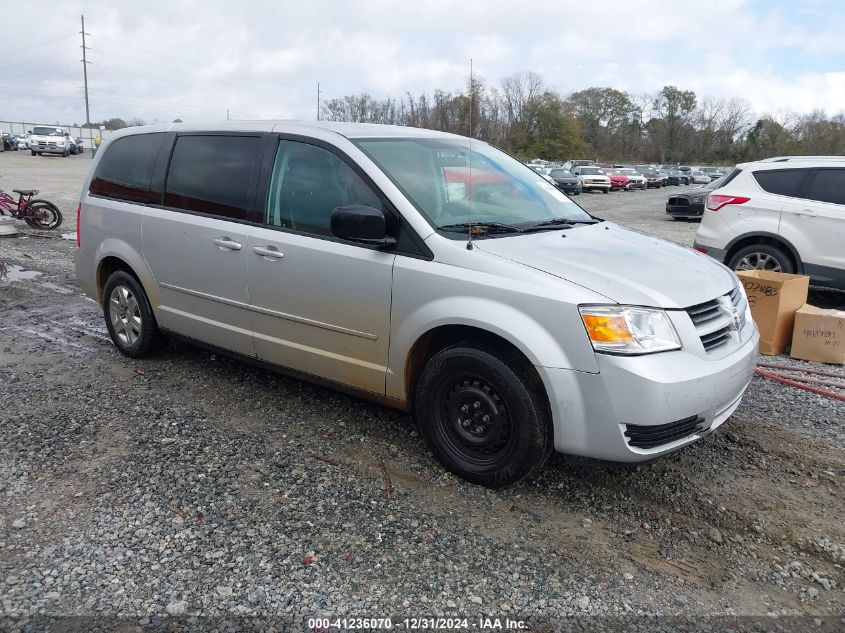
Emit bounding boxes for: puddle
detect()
[61,232,76,241]
[1,264,44,282]
[39,281,74,295]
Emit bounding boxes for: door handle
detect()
[252,245,284,259]
[213,237,242,250]
[792,208,818,217]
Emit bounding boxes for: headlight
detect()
[579,305,682,355]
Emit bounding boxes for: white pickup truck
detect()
[28,126,75,157]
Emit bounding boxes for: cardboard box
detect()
[736,270,809,356]
[790,304,845,364]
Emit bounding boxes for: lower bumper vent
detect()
[624,416,708,449]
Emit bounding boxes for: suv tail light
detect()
[75,202,81,246]
[706,194,750,212]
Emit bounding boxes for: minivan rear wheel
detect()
[727,243,794,274]
[102,271,163,358]
[415,344,552,488]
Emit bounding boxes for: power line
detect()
[94,47,302,99]
[0,35,75,59]
[0,48,77,73]
[0,60,80,82]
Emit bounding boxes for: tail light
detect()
[75,202,81,246]
[706,194,750,212]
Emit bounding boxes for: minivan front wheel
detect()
[415,344,552,488]
[727,243,794,274]
[102,271,163,358]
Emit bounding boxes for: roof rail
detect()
[760,155,845,162]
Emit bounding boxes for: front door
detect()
[247,138,395,394]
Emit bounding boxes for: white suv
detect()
[693,157,845,290]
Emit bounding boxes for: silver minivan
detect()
[74,121,759,487]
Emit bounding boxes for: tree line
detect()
[320,72,845,164]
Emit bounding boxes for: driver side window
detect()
[266,140,382,236]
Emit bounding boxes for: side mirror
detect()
[330,205,395,247]
[26,130,31,134]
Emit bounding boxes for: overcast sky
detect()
[1,0,843,126]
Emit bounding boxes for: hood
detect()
[674,186,710,199]
[475,222,736,308]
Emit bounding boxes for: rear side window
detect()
[803,169,845,205]
[752,169,808,197]
[89,133,163,202]
[164,135,262,221]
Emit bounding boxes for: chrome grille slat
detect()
[685,286,745,353]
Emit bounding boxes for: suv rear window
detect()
[89,133,164,202]
[803,168,845,205]
[752,169,808,197]
[164,135,262,221]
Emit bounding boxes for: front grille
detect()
[684,286,747,353]
[624,416,708,449]
[668,197,689,206]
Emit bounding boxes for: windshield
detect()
[355,138,594,232]
[549,169,573,178]
[32,126,63,136]
[620,169,638,176]
[579,167,603,175]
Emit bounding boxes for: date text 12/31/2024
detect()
[308,617,527,630]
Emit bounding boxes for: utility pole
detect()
[80,15,91,127]
[317,82,321,121]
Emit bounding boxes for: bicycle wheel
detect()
[24,200,62,230]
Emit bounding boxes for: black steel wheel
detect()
[415,343,552,488]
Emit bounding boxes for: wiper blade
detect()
[438,222,522,235]
[523,218,600,232]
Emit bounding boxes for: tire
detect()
[23,200,62,230]
[727,243,794,274]
[102,271,163,358]
[415,343,553,488]
[603,189,609,194]
[31,150,36,156]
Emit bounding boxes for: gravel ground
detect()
[1,151,844,631]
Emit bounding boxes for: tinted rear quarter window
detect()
[752,168,808,197]
[803,168,845,205]
[164,135,262,221]
[89,133,164,202]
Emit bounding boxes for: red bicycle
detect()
[0,183,62,229]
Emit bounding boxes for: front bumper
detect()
[666,200,705,218]
[540,322,759,462]
[32,143,66,154]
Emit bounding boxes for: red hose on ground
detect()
[755,367,845,402]
[756,361,845,380]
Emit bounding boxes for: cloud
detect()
[1,0,843,126]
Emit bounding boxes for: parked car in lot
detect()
[666,169,689,186]
[75,122,759,487]
[548,168,582,195]
[14,135,30,150]
[665,176,725,220]
[2,132,17,151]
[694,156,845,290]
[572,165,611,193]
[641,170,663,188]
[690,170,711,184]
[29,126,72,156]
[602,169,629,191]
[618,168,647,190]
[75,137,85,153]
[700,166,725,181]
